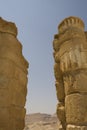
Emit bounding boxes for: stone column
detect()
[0,18,29,130]
[53,16,87,130]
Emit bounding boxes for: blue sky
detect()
[0,0,87,114]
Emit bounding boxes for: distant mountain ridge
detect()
[24,113,59,130]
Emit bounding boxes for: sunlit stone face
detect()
[0,17,28,130]
[53,16,87,130]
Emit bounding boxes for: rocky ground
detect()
[24,113,59,130]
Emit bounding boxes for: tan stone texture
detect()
[67,125,87,130]
[0,17,28,130]
[64,71,87,95]
[55,81,65,102]
[57,103,66,129]
[58,123,64,130]
[53,16,87,130]
[65,93,87,125]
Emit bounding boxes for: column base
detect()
[67,125,87,130]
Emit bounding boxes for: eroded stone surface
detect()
[55,81,65,102]
[0,18,28,130]
[64,71,87,95]
[0,17,17,36]
[67,125,87,130]
[57,103,66,129]
[53,16,87,130]
[65,93,87,125]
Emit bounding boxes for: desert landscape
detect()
[24,113,59,130]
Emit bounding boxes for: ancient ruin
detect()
[53,16,87,130]
[0,18,28,130]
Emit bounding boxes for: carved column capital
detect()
[58,16,84,33]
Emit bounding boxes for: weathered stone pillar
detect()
[0,18,28,130]
[53,16,87,130]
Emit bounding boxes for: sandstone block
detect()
[9,79,27,106]
[0,123,9,130]
[0,59,15,78]
[10,107,26,120]
[59,45,82,73]
[0,75,10,89]
[65,93,87,125]
[15,119,25,130]
[0,108,9,122]
[67,125,87,130]
[10,90,26,106]
[57,103,65,122]
[10,118,25,130]
[57,103,66,129]
[0,58,28,85]
[54,63,62,80]
[58,123,64,130]
[0,18,28,130]
[64,71,87,95]
[0,89,10,107]
[55,81,65,102]
[14,65,28,86]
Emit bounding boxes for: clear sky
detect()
[0,0,87,114]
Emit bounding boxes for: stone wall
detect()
[53,16,87,130]
[0,18,29,130]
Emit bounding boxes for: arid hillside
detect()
[24,113,59,130]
